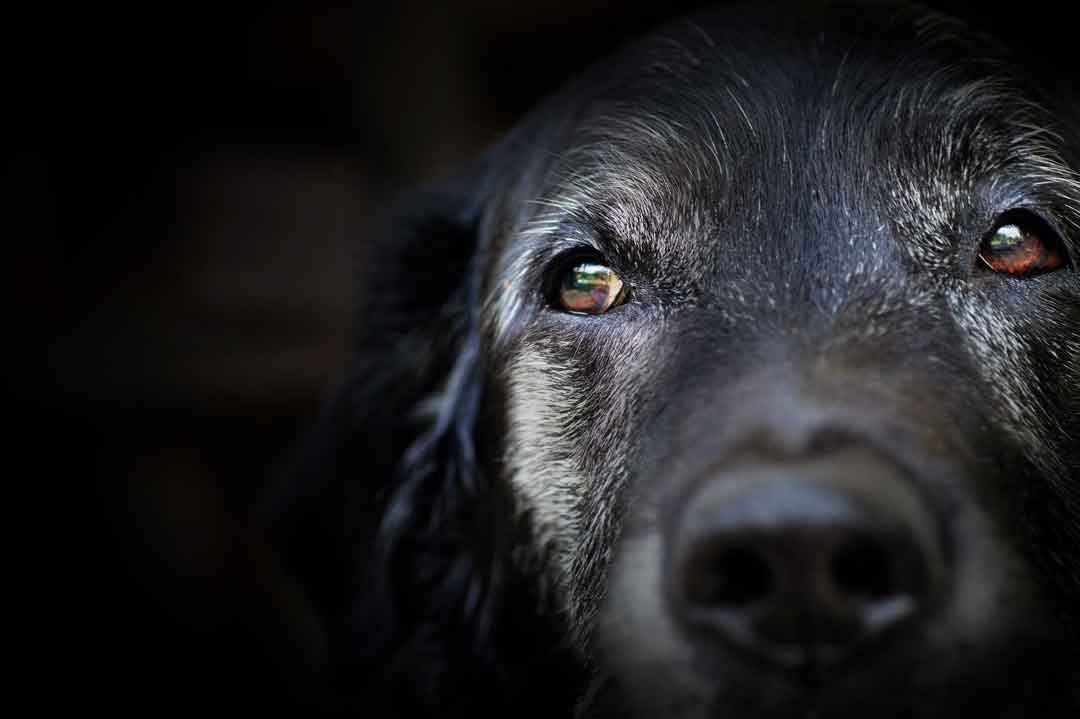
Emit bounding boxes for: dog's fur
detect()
[271,3,1080,717]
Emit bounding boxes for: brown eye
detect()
[977,213,1066,277]
[557,262,627,314]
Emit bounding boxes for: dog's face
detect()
[478,5,1080,716]
[320,3,1080,717]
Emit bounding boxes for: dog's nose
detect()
[668,448,944,669]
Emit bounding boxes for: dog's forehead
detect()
[481,4,1079,350]
[513,4,1076,278]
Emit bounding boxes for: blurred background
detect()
[18,0,1072,712]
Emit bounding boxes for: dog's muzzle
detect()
[666,443,947,671]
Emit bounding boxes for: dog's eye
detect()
[977,212,1066,277]
[557,262,627,314]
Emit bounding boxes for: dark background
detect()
[19,0,1072,712]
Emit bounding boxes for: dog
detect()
[270,2,1080,716]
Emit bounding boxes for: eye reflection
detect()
[558,263,626,314]
[977,216,1065,277]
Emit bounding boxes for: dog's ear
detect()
[259,158,512,711]
[347,169,498,665]
[262,99,585,711]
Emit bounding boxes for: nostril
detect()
[668,453,945,669]
[830,535,895,601]
[685,542,773,607]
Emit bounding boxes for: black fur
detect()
[268,167,587,715]
[268,3,1080,717]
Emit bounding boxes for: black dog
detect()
[271,2,1080,717]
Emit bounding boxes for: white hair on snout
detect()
[591,529,710,718]
[502,323,664,646]
[504,345,588,607]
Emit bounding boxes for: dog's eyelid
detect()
[523,208,650,269]
[535,229,632,278]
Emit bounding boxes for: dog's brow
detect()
[508,52,1080,286]
[521,190,701,271]
[519,123,732,263]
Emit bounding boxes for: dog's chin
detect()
[593,639,1069,719]
[592,531,1074,719]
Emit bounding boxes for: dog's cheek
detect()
[503,322,663,643]
[946,286,1076,479]
[504,340,588,610]
[597,529,713,719]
